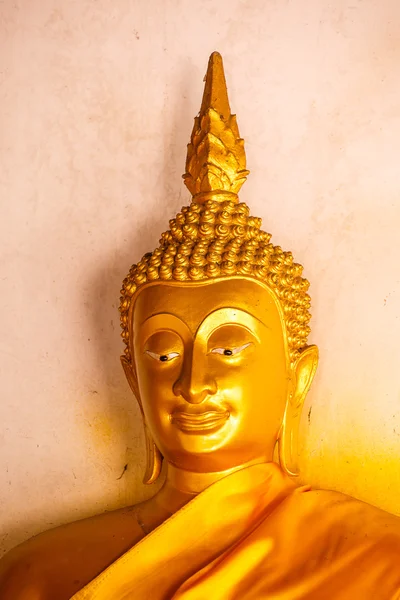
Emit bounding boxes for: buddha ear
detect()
[120,355,142,412]
[292,344,319,409]
[120,354,162,484]
[278,345,318,477]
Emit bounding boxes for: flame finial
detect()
[183,52,250,203]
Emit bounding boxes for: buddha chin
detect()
[2,52,400,600]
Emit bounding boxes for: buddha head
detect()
[120,53,318,484]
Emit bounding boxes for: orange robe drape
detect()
[71,463,400,599]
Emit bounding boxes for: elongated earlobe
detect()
[277,408,299,477]
[143,424,163,485]
[278,345,319,477]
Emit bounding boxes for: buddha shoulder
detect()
[0,505,145,600]
[291,487,400,547]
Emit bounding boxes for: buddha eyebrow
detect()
[200,307,266,325]
[138,313,191,335]
[140,312,182,326]
[199,313,262,342]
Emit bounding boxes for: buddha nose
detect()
[173,355,217,404]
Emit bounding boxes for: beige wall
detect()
[1,0,400,556]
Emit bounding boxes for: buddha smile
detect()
[170,410,230,433]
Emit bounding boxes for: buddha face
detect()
[128,277,314,474]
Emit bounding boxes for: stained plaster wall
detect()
[1,0,400,555]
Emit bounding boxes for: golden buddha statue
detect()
[1,52,400,600]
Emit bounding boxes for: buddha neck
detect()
[155,457,270,515]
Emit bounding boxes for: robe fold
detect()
[71,462,400,599]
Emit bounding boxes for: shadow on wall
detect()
[2,60,197,557]
[84,60,196,502]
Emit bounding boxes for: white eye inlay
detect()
[211,343,251,356]
[146,351,180,362]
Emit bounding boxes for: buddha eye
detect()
[145,351,180,363]
[211,343,251,356]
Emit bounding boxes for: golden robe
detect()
[71,463,400,599]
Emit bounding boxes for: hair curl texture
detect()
[119,199,311,365]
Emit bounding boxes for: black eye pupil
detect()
[159,355,168,362]
[223,349,233,356]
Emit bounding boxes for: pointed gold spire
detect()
[183,52,249,203]
[199,51,231,121]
